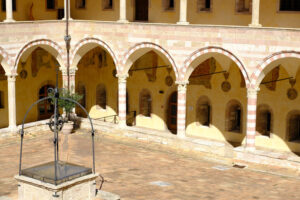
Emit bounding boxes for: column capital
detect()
[61,67,77,75]
[7,74,17,82]
[247,87,260,98]
[117,74,128,83]
[176,81,189,92]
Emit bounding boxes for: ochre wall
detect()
[1,0,300,28]
[256,65,300,153]
[0,73,8,128]
[185,61,247,145]
[75,48,118,120]
[15,49,62,125]
[126,52,177,131]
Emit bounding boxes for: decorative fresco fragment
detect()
[131,51,157,82]
[189,58,216,89]
[78,47,106,68]
[31,47,52,77]
[262,66,280,91]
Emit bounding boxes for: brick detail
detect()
[251,51,300,88]
[246,88,258,150]
[71,37,118,72]
[122,42,179,78]
[14,39,65,71]
[177,83,187,138]
[182,46,250,86]
[118,75,127,126]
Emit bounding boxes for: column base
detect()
[118,120,127,128]
[117,19,129,23]
[248,23,262,28]
[245,146,256,151]
[9,125,18,133]
[62,17,73,20]
[4,19,15,23]
[176,21,189,25]
[177,131,186,139]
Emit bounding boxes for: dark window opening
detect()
[96,84,107,109]
[226,102,242,133]
[0,91,4,108]
[280,0,300,11]
[256,106,272,137]
[236,0,251,12]
[2,0,16,11]
[140,90,152,117]
[198,0,211,11]
[288,114,300,141]
[76,0,86,9]
[103,0,113,9]
[46,0,56,10]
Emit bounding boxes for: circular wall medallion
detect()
[20,70,28,79]
[221,81,231,92]
[165,76,173,87]
[287,88,298,100]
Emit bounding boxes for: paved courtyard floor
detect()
[0,130,300,200]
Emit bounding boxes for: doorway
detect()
[135,0,149,21]
[38,85,54,120]
[167,91,177,134]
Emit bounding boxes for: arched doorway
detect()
[135,0,148,21]
[38,84,54,120]
[167,91,177,134]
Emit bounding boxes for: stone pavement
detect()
[0,130,300,200]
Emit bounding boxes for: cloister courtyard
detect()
[0,129,299,200]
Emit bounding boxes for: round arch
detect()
[0,46,12,74]
[182,46,250,86]
[14,39,65,71]
[71,37,118,71]
[251,51,300,88]
[121,42,179,79]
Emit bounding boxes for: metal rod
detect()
[261,77,293,85]
[19,132,24,175]
[66,0,70,92]
[129,65,169,72]
[92,131,95,174]
[54,87,58,184]
[190,70,226,78]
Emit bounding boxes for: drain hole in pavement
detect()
[232,164,246,169]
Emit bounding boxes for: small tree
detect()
[50,88,83,121]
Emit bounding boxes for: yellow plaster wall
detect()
[75,48,118,120]
[16,50,62,125]
[127,53,177,131]
[188,0,251,26]
[70,0,119,21]
[256,65,300,153]
[0,76,8,128]
[186,61,247,145]
[1,0,300,28]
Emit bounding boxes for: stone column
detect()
[246,88,259,150]
[177,0,189,25]
[4,0,15,22]
[117,75,128,127]
[249,0,261,27]
[7,75,17,131]
[118,0,128,23]
[62,68,77,93]
[177,82,188,138]
[63,0,72,20]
